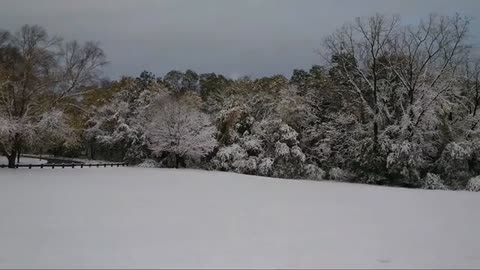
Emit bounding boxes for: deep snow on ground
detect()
[0,156,46,165]
[0,168,479,269]
[0,155,113,165]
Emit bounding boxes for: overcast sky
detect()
[0,0,479,79]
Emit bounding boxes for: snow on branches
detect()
[147,98,217,166]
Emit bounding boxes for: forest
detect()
[1,14,480,191]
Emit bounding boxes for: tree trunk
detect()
[90,143,95,160]
[17,149,21,164]
[10,135,22,168]
[175,155,179,168]
[373,106,379,146]
[7,151,17,168]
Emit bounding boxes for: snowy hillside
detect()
[0,167,479,268]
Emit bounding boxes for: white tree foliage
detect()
[85,81,169,162]
[466,176,480,192]
[422,173,447,190]
[147,99,217,164]
[0,25,106,167]
[36,110,76,148]
[0,110,74,155]
[4,15,480,191]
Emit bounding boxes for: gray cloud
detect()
[0,0,479,79]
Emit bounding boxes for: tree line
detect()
[1,14,480,191]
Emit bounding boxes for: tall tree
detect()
[384,14,470,138]
[0,25,106,167]
[324,14,399,144]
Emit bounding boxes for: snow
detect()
[11,155,114,165]
[0,168,479,268]
[147,98,217,160]
[466,176,480,192]
[0,156,47,165]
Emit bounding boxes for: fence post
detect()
[1,161,130,169]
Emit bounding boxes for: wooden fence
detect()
[0,163,128,169]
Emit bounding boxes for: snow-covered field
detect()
[0,156,47,165]
[0,155,113,165]
[0,168,479,269]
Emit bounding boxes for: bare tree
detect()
[465,58,480,118]
[383,14,470,136]
[0,24,106,167]
[324,14,399,144]
[324,14,470,143]
[454,55,480,134]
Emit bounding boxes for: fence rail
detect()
[0,163,128,169]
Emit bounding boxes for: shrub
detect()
[211,144,247,171]
[137,159,160,168]
[435,142,474,187]
[466,176,480,192]
[328,167,355,182]
[386,140,424,187]
[422,173,447,190]
[304,164,326,181]
[258,158,274,176]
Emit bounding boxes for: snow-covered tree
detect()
[35,110,76,151]
[3,15,479,190]
[422,173,447,190]
[466,176,480,192]
[85,78,167,162]
[147,98,217,167]
[319,14,472,186]
[212,114,321,179]
[0,109,75,166]
[0,25,106,167]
